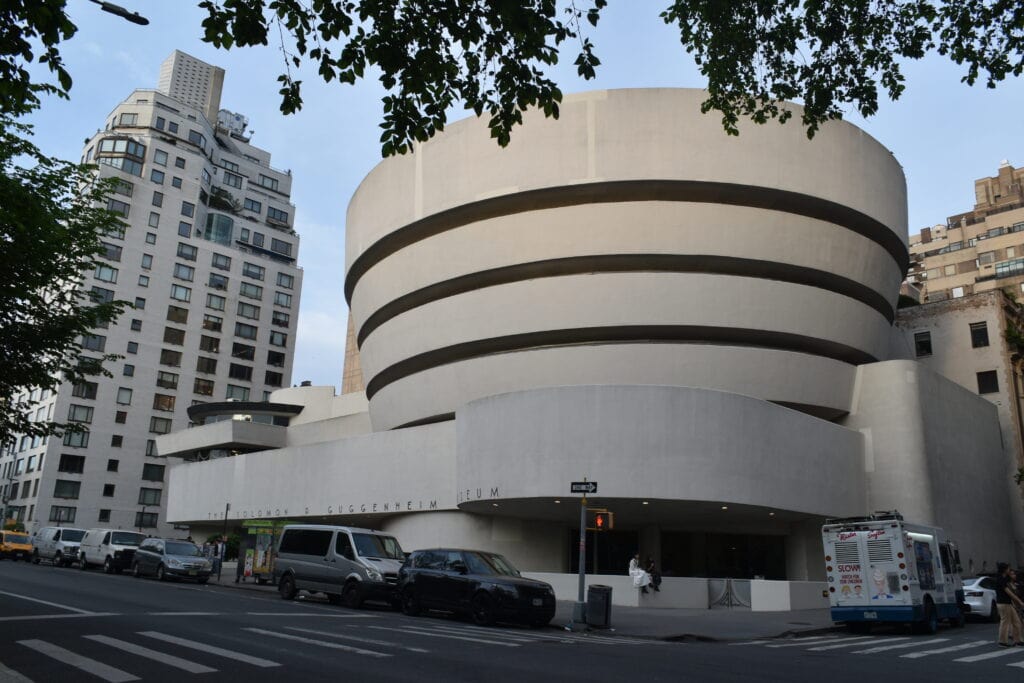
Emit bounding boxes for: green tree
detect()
[0,119,128,448]
[198,0,1023,154]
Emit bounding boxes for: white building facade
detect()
[1,52,302,537]
[162,89,1018,597]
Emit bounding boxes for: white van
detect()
[32,527,87,567]
[79,529,147,573]
[274,524,405,607]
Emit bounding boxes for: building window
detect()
[212,253,231,270]
[914,331,932,357]
[138,274,150,287]
[135,512,158,529]
[170,284,191,302]
[952,286,965,298]
[58,454,86,473]
[67,404,94,423]
[98,509,111,523]
[146,231,157,244]
[977,370,999,394]
[202,167,211,185]
[232,343,255,361]
[115,411,127,424]
[258,175,279,191]
[199,335,220,353]
[272,311,290,328]
[108,459,119,472]
[156,371,179,389]
[146,439,157,456]
[134,296,146,309]
[208,273,229,290]
[944,264,957,276]
[154,149,167,166]
[142,464,166,482]
[181,201,195,218]
[277,272,294,289]
[171,176,182,189]
[101,242,123,261]
[72,382,98,400]
[243,198,261,213]
[155,116,165,130]
[160,349,182,367]
[123,364,135,377]
[94,264,118,283]
[167,305,189,324]
[111,434,122,447]
[194,378,214,396]
[173,263,195,282]
[235,323,258,340]
[206,293,226,311]
[149,417,172,434]
[126,341,139,354]
[265,371,283,387]
[267,350,285,367]
[130,319,142,332]
[188,130,206,148]
[196,356,218,374]
[177,221,192,238]
[82,334,106,352]
[252,232,265,248]
[163,327,185,345]
[274,292,292,308]
[239,282,262,299]
[270,331,287,347]
[226,385,250,401]
[119,112,137,126]
[90,287,115,304]
[106,198,130,217]
[152,394,176,412]
[267,207,289,225]
[203,314,223,332]
[242,262,265,280]
[53,480,81,500]
[240,228,250,242]
[223,171,243,188]
[970,322,989,348]
[229,363,253,381]
[237,302,260,320]
[150,169,165,184]
[141,253,153,270]
[103,484,115,497]
[177,243,197,261]
[173,154,184,166]
[49,506,76,523]
[63,431,89,448]
[116,387,133,405]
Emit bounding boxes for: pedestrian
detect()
[645,556,662,592]
[995,562,1024,646]
[629,552,652,595]
[211,537,223,579]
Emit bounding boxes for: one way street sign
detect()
[571,481,598,494]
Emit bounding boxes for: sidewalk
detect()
[208,562,837,641]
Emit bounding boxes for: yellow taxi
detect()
[0,530,32,561]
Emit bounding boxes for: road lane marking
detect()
[901,640,989,658]
[286,627,430,653]
[421,621,648,645]
[1008,658,1024,669]
[954,646,1024,662]
[367,625,518,647]
[244,628,391,658]
[413,624,541,643]
[246,612,376,617]
[0,613,118,623]
[146,612,220,616]
[805,636,897,651]
[137,632,280,667]
[763,636,848,648]
[84,635,217,674]
[17,640,138,682]
[0,590,95,614]
[0,658,32,682]
[852,638,948,654]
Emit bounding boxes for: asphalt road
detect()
[0,560,1021,682]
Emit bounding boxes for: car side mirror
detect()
[450,561,468,574]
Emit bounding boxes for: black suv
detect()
[398,548,555,626]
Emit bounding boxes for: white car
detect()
[962,576,998,622]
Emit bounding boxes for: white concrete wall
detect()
[750,580,829,611]
[524,572,709,608]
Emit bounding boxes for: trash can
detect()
[586,584,613,628]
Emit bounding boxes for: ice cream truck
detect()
[822,512,965,633]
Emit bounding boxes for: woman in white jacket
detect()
[629,553,652,594]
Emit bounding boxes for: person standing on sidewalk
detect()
[996,562,1024,646]
[629,552,652,595]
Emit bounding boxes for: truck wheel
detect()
[342,581,363,609]
[103,557,114,574]
[53,551,63,567]
[915,601,938,635]
[279,574,297,600]
[79,555,88,570]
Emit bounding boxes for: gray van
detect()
[274,524,405,608]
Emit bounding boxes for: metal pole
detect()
[571,488,587,629]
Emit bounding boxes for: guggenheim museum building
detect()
[161,89,1021,591]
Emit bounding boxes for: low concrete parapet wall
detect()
[750,579,829,611]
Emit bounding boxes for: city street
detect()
[0,562,1021,682]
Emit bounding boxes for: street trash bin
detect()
[586,584,613,628]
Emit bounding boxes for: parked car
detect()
[31,527,86,567]
[0,530,32,561]
[131,538,212,583]
[274,524,405,607]
[962,575,999,622]
[398,548,556,627]
[79,529,146,573]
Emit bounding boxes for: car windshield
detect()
[5,533,28,544]
[111,532,145,546]
[465,552,520,576]
[61,530,85,542]
[165,542,201,557]
[352,533,404,560]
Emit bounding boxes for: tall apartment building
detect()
[0,52,303,537]
[908,161,1024,302]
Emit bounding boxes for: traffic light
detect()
[590,511,614,531]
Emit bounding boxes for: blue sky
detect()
[26,0,1024,389]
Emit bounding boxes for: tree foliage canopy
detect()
[0,120,128,447]
[198,0,1023,154]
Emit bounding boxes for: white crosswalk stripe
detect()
[400,620,664,646]
[954,646,1024,663]
[368,624,519,646]
[18,639,139,683]
[900,640,990,658]
[285,626,431,653]
[137,631,280,667]
[763,636,845,648]
[84,634,217,673]
[808,636,910,651]
[852,638,948,654]
[244,628,391,658]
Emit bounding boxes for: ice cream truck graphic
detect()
[822,511,965,633]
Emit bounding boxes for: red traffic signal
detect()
[590,511,613,531]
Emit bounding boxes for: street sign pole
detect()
[572,488,587,629]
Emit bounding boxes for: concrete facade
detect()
[161,89,1020,592]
